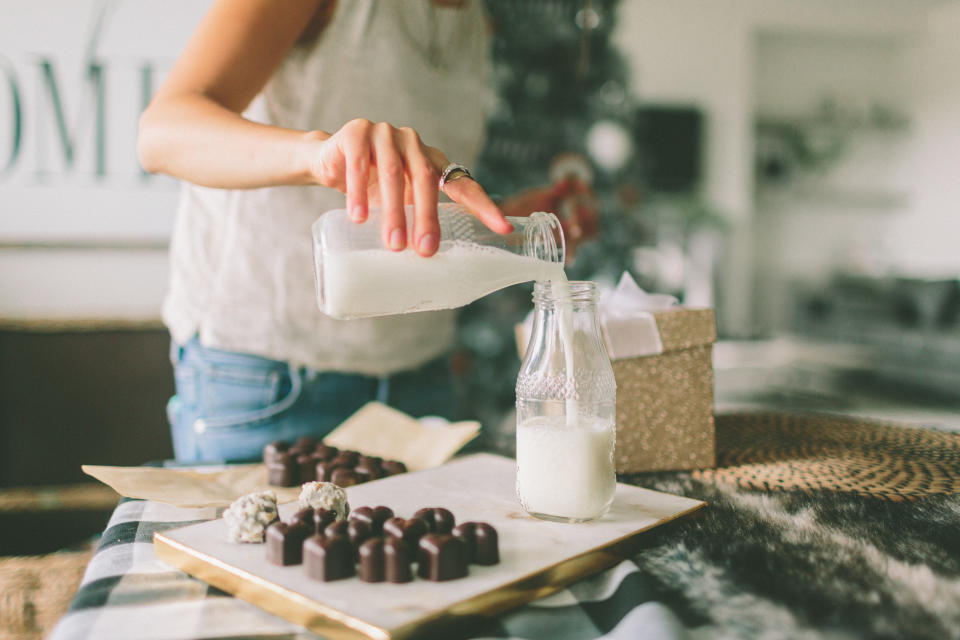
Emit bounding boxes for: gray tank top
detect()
[163,1,490,375]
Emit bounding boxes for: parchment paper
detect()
[82,402,481,508]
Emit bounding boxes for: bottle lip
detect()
[512,211,565,264]
[533,280,599,304]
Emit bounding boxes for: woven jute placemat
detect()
[692,413,960,501]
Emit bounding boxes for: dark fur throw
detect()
[624,473,960,639]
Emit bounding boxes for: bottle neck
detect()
[533,280,599,309]
[517,211,565,265]
[530,281,606,352]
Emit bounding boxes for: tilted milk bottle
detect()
[311,203,565,319]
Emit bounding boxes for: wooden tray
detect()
[154,453,705,639]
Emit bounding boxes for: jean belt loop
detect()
[169,340,186,365]
[376,375,391,404]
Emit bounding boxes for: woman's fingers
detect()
[341,119,371,223]
[325,120,513,254]
[442,177,514,235]
[399,127,440,256]
[372,122,406,251]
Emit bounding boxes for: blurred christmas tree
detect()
[452,0,651,448]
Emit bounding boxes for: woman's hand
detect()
[308,120,512,257]
[138,0,509,258]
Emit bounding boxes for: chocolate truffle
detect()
[223,490,278,543]
[452,522,500,566]
[358,537,386,583]
[381,460,407,476]
[266,522,311,566]
[383,516,428,550]
[298,481,349,520]
[417,533,467,581]
[413,507,456,534]
[350,506,394,535]
[304,534,355,582]
[384,537,414,583]
[267,451,297,486]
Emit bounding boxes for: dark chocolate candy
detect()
[384,537,413,583]
[263,441,289,464]
[383,516,428,549]
[297,454,317,483]
[295,435,318,449]
[286,445,311,461]
[413,507,456,534]
[324,520,349,539]
[265,439,405,487]
[358,537,385,583]
[290,507,314,531]
[417,533,467,581]
[324,519,372,560]
[267,452,297,487]
[358,536,415,583]
[347,520,372,559]
[452,522,500,566]
[381,460,407,476]
[355,462,383,482]
[266,522,311,566]
[304,534,355,582]
[313,444,339,461]
[330,467,361,487]
[350,506,394,535]
[331,451,360,467]
[314,460,347,482]
[313,508,337,533]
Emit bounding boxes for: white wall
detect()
[613,0,942,336]
[0,0,210,323]
[884,2,960,278]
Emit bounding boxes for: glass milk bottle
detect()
[515,281,617,522]
[311,203,564,319]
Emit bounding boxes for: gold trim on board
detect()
[154,501,705,639]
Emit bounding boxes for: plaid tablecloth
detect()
[49,498,687,640]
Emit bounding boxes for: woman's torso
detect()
[163,0,491,375]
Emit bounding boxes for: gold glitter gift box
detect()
[610,307,717,472]
[516,306,717,473]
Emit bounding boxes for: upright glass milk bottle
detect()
[311,203,564,319]
[516,281,617,522]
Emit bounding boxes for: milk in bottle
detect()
[312,204,564,319]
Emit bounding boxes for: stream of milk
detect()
[544,270,579,427]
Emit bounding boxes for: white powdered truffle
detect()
[298,482,349,520]
[223,490,278,543]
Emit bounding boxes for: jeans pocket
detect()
[192,363,304,462]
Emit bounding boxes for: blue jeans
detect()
[167,337,457,463]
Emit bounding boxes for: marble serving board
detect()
[154,453,705,640]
